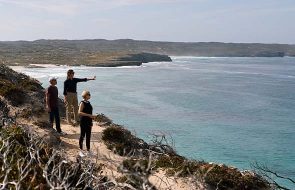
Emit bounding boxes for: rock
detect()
[116,52,172,63]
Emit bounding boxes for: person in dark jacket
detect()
[46,77,66,135]
[63,69,95,125]
[78,90,96,156]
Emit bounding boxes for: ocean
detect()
[12,57,295,188]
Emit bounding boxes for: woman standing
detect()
[78,90,96,156]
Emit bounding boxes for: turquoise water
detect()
[13,57,295,188]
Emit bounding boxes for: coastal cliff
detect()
[0,64,271,189]
[0,40,173,67]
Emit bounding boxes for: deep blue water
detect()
[12,57,295,188]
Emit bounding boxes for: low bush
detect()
[0,80,26,105]
[204,164,268,190]
[94,113,113,125]
[102,125,149,156]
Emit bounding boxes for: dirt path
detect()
[31,118,197,190]
[58,121,125,178]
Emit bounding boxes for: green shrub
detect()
[0,80,26,105]
[94,113,112,125]
[102,125,149,156]
[204,165,268,190]
[19,79,41,91]
[0,64,43,106]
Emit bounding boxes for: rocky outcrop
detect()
[91,53,172,67]
[116,52,172,63]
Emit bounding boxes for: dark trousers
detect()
[49,108,61,133]
[79,124,92,151]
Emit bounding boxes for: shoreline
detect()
[7,55,292,69]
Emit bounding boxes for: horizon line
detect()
[0,38,294,45]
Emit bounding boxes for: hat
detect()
[48,76,58,82]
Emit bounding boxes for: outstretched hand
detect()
[87,76,96,81]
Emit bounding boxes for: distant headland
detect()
[1,39,294,67]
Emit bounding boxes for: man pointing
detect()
[63,69,96,125]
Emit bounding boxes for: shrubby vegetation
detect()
[102,125,270,190]
[0,125,108,189]
[0,64,44,117]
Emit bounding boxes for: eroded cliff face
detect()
[0,64,45,120]
[0,64,67,122]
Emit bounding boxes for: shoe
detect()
[58,131,67,135]
[79,151,85,157]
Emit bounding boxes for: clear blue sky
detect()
[0,0,294,44]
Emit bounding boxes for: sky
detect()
[0,0,294,44]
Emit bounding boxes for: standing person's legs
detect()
[49,111,54,128]
[72,94,79,123]
[79,124,86,150]
[54,108,61,133]
[65,93,74,124]
[85,126,92,151]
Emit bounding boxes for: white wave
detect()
[170,56,200,59]
[171,56,231,60]
[142,61,171,66]
[115,65,143,69]
[22,72,48,79]
[29,64,60,68]
[9,66,24,72]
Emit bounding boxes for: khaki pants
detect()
[65,92,79,123]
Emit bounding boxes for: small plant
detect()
[0,80,26,105]
[94,113,113,125]
[204,164,268,190]
[102,125,149,156]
